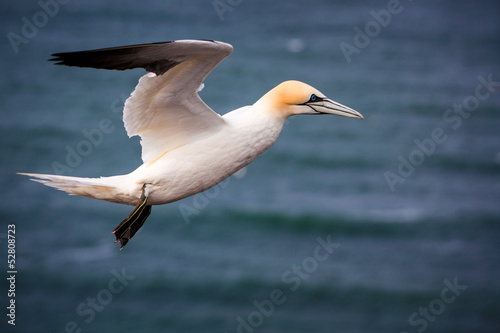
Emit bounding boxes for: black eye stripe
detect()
[300,94,323,105]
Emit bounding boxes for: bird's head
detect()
[256,80,363,120]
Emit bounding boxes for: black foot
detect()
[112,187,152,250]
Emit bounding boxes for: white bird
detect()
[20,40,363,249]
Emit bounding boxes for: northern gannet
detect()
[20,40,363,249]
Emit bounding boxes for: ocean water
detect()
[1,0,500,332]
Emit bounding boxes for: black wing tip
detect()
[48,39,219,60]
[46,39,231,72]
[49,54,64,64]
[47,41,174,66]
[47,53,89,68]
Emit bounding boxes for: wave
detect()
[208,209,500,240]
[22,265,491,313]
[267,152,384,171]
[428,154,500,175]
[263,147,500,177]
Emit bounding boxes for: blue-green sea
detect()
[1,0,500,332]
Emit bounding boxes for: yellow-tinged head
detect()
[255,80,363,120]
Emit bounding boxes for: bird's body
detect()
[20,40,363,249]
[96,103,283,206]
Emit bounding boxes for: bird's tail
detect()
[18,173,136,205]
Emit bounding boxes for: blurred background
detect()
[1,0,500,332]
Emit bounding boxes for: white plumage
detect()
[20,40,363,249]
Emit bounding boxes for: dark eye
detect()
[309,94,319,102]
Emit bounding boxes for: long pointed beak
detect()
[308,98,364,119]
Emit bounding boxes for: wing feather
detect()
[51,40,233,164]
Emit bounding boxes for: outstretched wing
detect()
[51,40,233,164]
